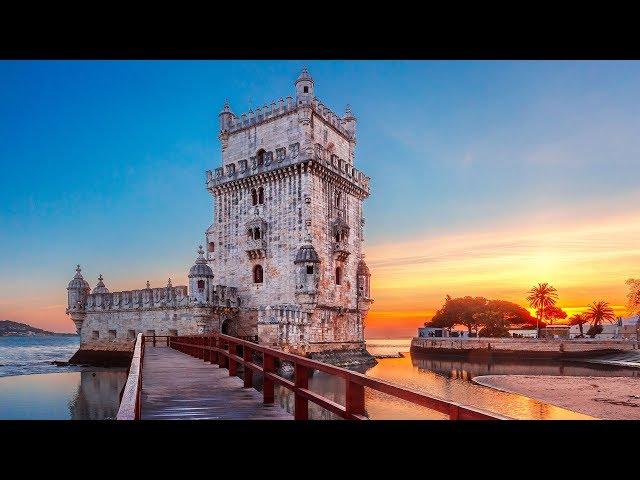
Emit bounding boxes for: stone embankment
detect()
[411,337,639,359]
[69,343,134,367]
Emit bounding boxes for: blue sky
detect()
[1,60,639,333]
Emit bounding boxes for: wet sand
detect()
[474,375,640,419]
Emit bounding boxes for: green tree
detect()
[486,299,537,325]
[526,283,558,338]
[625,279,640,340]
[428,295,488,334]
[541,305,567,325]
[569,313,588,337]
[474,311,512,337]
[583,300,615,338]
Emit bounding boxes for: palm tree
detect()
[569,313,587,337]
[584,300,616,328]
[527,283,558,338]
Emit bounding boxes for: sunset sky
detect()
[1,60,639,337]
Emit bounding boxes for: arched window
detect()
[254,227,261,240]
[208,242,215,253]
[253,264,264,284]
[306,265,314,274]
[251,188,258,206]
[258,186,264,205]
[335,231,341,242]
[197,280,205,290]
[335,191,341,208]
[335,266,342,285]
[256,149,265,166]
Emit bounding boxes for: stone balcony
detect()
[246,239,267,260]
[206,150,370,198]
[332,240,350,262]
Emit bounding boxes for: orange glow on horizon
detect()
[363,211,640,337]
[2,211,639,336]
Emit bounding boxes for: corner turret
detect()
[295,67,314,104]
[66,265,90,333]
[188,245,214,304]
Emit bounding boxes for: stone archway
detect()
[221,318,237,336]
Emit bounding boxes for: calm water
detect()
[0,336,81,377]
[1,337,638,420]
[0,336,128,419]
[272,338,639,420]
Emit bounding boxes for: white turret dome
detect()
[92,274,109,294]
[188,245,214,278]
[67,265,90,290]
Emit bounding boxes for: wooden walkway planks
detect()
[140,346,292,420]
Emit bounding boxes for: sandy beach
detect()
[474,375,640,419]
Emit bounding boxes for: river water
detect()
[1,337,637,419]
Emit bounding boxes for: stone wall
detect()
[78,307,202,351]
[411,337,640,357]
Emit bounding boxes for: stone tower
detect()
[205,68,373,359]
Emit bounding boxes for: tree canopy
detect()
[428,295,536,333]
[541,305,567,325]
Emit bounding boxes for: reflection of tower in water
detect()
[69,370,128,420]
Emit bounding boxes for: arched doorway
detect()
[221,319,230,335]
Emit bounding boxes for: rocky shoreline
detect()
[309,348,378,370]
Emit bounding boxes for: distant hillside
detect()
[0,320,78,337]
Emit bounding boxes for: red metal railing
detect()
[142,335,170,347]
[168,333,508,420]
[116,333,145,420]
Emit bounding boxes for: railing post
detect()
[243,346,253,388]
[153,335,156,347]
[449,404,460,420]
[346,379,366,419]
[263,353,275,404]
[211,335,219,365]
[203,336,209,362]
[228,341,237,376]
[220,339,228,368]
[294,363,309,420]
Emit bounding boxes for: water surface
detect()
[0,369,128,419]
[0,336,81,377]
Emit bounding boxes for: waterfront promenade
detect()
[141,346,292,420]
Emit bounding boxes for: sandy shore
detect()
[474,375,640,419]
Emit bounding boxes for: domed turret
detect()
[343,104,357,140]
[92,274,110,294]
[295,67,314,103]
[68,264,90,290]
[357,260,370,277]
[295,241,320,296]
[219,99,234,132]
[294,244,320,264]
[189,246,213,304]
[67,265,90,312]
[189,245,214,278]
[357,257,371,300]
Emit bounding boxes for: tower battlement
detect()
[220,97,355,140]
